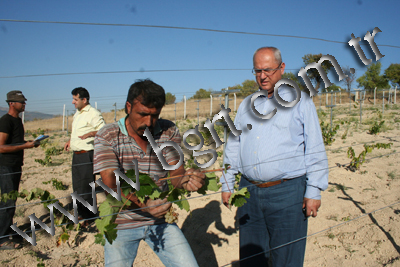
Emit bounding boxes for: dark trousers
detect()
[0,165,22,244]
[72,150,96,219]
[238,175,308,267]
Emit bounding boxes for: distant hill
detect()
[0,106,54,121]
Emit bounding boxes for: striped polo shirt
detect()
[94,116,182,229]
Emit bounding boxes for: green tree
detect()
[342,66,356,92]
[384,63,400,88]
[282,72,306,91]
[356,62,389,90]
[325,84,342,92]
[165,92,176,105]
[239,79,258,97]
[191,88,212,99]
[302,53,334,92]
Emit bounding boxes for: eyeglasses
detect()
[252,63,282,76]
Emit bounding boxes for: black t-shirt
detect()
[0,113,25,166]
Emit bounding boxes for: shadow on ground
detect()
[181,200,238,267]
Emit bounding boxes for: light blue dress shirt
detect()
[222,85,329,200]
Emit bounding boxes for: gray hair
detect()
[253,47,282,65]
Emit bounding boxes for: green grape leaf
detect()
[197,176,219,195]
[135,184,153,201]
[206,178,219,192]
[148,188,162,200]
[197,186,206,195]
[104,223,118,244]
[229,187,250,208]
[35,188,44,196]
[167,188,181,202]
[224,164,230,173]
[121,182,132,196]
[205,172,216,179]
[20,189,30,198]
[139,173,157,186]
[94,233,106,246]
[40,190,51,202]
[159,190,169,200]
[1,193,9,203]
[60,232,70,243]
[26,191,34,201]
[8,190,19,201]
[175,195,190,212]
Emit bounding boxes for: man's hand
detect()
[79,131,97,140]
[25,141,39,149]
[221,192,232,209]
[64,140,70,152]
[302,198,321,217]
[143,198,172,218]
[180,168,206,191]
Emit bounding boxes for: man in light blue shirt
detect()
[221,47,328,266]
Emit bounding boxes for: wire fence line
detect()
[219,199,400,267]
[3,167,400,267]
[1,145,399,237]
[1,137,399,265]
[2,19,400,48]
[1,134,398,180]
[2,92,399,263]
[19,86,398,132]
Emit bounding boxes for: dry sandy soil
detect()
[1,104,400,267]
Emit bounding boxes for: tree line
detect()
[165,54,400,102]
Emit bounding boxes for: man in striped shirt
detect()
[94,79,205,267]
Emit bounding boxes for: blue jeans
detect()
[238,175,308,267]
[104,223,198,267]
[0,165,22,244]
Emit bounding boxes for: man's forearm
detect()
[0,142,29,153]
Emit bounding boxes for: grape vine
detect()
[94,168,250,246]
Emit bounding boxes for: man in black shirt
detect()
[0,91,39,250]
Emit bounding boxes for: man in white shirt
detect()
[64,87,105,226]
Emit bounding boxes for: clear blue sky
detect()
[1,0,399,115]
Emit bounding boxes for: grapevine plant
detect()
[94,168,250,246]
[347,143,392,172]
[1,187,79,246]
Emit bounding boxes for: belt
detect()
[249,179,290,188]
[74,150,91,155]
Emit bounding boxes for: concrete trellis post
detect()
[194,100,200,125]
[183,95,186,120]
[113,103,117,122]
[211,89,240,160]
[374,87,377,105]
[326,92,336,131]
[234,93,237,112]
[174,103,177,124]
[334,92,336,105]
[319,93,322,110]
[62,104,66,132]
[210,95,213,116]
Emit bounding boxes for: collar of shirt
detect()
[257,88,274,99]
[117,116,162,137]
[77,104,91,114]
